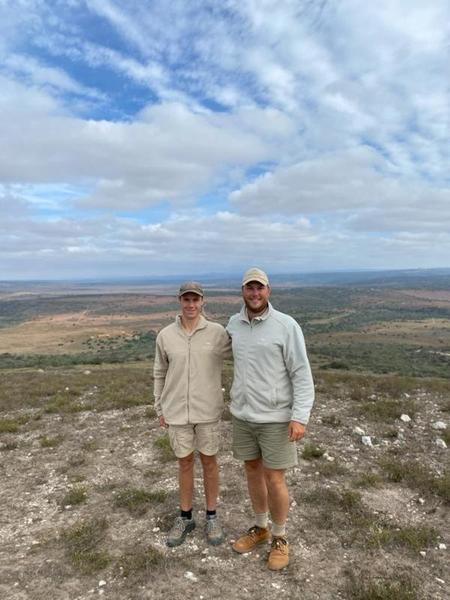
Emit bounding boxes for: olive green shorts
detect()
[232,416,298,470]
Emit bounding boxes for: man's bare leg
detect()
[178,453,194,511]
[244,457,269,513]
[199,452,219,511]
[263,467,289,528]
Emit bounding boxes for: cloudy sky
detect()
[1,0,449,280]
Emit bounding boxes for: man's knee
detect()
[244,457,263,473]
[199,452,217,469]
[178,453,194,471]
[263,467,286,490]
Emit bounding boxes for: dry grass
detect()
[61,517,110,574]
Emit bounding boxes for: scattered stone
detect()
[400,414,411,423]
[84,370,91,375]
[152,527,160,532]
[435,438,447,449]
[435,578,445,585]
[271,583,281,590]
[418,498,425,505]
[184,571,198,582]
[432,421,447,430]
[419,551,426,557]
[438,543,447,550]
[361,436,373,447]
[98,581,106,587]
[404,393,411,398]
[353,426,365,436]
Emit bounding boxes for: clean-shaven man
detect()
[226,268,314,570]
[154,282,230,547]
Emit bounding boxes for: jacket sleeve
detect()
[220,326,233,360]
[153,333,168,417]
[283,321,315,424]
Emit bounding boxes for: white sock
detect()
[255,512,269,529]
[271,522,286,538]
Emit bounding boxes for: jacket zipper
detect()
[187,335,191,422]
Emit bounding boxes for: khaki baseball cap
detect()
[242,267,269,286]
[178,281,204,297]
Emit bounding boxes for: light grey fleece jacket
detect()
[153,315,230,425]
[226,303,314,424]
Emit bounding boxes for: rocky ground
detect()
[0,369,449,600]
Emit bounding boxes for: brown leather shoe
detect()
[267,537,289,570]
[232,525,270,554]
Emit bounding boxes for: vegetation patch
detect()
[358,398,417,422]
[118,545,166,578]
[62,517,110,574]
[61,485,88,507]
[315,460,348,478]
[153,434,176,462]
[353,472,383,488]
[0,418,20,433]
[379,458,450,502]
[345,570,419,600]
[40,434,64,448]
[368,522,439,552]
[302,441,325,460]
[114,487,168,516]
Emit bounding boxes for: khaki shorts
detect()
[168,422,220,459]
[232,416,298,470]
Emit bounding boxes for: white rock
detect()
[184,571,198,582]
[326,455,335,462]
[418,497,425,505]
[271,583,281,589]
[419,551,426,557]
[98,581,106,587]
[65,387,70,391]
[84,370,91,375]
[432,421,447,430]
[353,426,365,436]
[400,414,411,423]
[435,438,447,449]
[361,436,373,447]
[438,543,447,550]
[152,527,160,532]
[404,393,411,398]
[369,394,377,400]
[435,578,445,585]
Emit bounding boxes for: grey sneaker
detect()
[205,517,225,546]
[166,516,196,547]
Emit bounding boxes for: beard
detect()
[244,298,269,315]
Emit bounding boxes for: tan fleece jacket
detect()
[153,315,230,425]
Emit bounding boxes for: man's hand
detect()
[288,420,306,441]
[159,415,168,428]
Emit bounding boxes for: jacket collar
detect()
[239,302,273,324]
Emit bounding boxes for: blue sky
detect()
[1,0,449,279]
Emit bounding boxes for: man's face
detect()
[179,292,204,320]
[242,281,270,314]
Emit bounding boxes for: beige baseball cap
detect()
[178,281,204,297]
[242,267,269,286]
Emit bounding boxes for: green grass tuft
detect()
[114,487,168,516]
[40,435,64,448]
[61,485,88,507]
[62,517,110,574]
[153,434,176,462]
[301,441,325,460]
